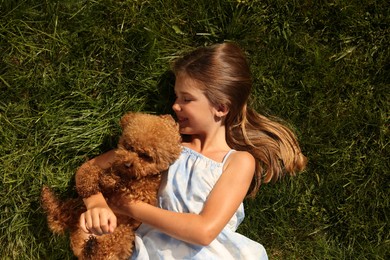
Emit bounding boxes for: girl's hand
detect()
[79,205,117,236]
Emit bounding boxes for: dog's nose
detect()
[125,163,132,168]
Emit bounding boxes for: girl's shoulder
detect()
[223,150,255,172]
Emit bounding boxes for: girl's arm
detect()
[77,150,118,235]
[110,151,255,246]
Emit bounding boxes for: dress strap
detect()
[221,150,235,165]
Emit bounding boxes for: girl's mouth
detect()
[177,117,188,123]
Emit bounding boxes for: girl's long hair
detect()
[172,42,307,197]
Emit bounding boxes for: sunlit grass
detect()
[1,0,389,259]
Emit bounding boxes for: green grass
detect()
[1,0,389,259]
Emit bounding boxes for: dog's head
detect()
[113,112,182,179]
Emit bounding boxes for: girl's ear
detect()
[215,104,229,118]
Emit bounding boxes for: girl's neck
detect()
[181,129,231,162]
[183,138,232,163]
[180,120,231,160]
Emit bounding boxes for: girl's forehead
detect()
[174,75,205,93]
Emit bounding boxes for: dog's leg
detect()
[74,224,135,260]
[70,229,92,259]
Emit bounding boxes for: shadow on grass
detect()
[144,70,177,116]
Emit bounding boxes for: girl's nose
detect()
[172,102,181,112]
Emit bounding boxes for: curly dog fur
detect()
[41,112,182,259]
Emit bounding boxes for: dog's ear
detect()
[120,112,135,130]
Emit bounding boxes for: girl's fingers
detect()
[79,208,117,235]
[99,212,110,234]
[85,211,96,234]
[108,213,117,233]
[90,210,104,235]
[79,213,89,233]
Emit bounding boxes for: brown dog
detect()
[41,112,182,259]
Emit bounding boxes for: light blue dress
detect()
[131,146,268,259]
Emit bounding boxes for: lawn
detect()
[1,0,389,259]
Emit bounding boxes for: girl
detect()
[78,42,307,259]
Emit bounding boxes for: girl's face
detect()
[172,74,218,135]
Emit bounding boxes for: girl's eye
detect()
[174,95,192,102]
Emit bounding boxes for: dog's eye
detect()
[125,144,134,152]
[139,152,153,162]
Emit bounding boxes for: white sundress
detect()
[131,146,268,260]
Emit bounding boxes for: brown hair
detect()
[172,42,307,197]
